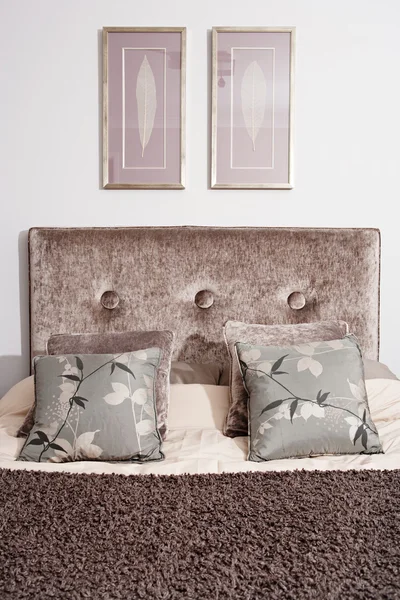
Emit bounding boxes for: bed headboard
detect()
[29,227,380,362]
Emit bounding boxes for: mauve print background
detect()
[216,32,291,185]
[107,31,181,185]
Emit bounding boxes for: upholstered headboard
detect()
[29,227,380,362]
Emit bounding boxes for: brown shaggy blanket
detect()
[0,468,399,600]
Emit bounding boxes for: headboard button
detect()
[195,290,214,309]
[101,291,120,310]
[287,291,306,310]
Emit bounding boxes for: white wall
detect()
[1,0,399,396]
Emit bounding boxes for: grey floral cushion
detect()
[18,350,163,463]
[223,319,349,437]
[235,335,382,461]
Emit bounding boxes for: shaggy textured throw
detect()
[1,469,399,600]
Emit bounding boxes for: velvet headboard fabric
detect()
[29,227,380,363]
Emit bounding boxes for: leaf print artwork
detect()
[136,55,157,158]
[241,60,267,151]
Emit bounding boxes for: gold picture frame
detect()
[103,27,186,189]
[211,27,295,189]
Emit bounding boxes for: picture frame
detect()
[103,27,186,189]
[211,27,295,189]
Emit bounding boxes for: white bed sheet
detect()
[0,379,399,476]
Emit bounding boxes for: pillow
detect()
[18,350,163,463]
[167,384,229,430]
[170,362,221,385]
[18,330,174,439]
[0,376,34,421]
[363,358,398,381]
[223,319,349,437]
[236,335,382,461]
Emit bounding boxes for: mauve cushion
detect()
[18,331,174,440]
[223,320,349,437]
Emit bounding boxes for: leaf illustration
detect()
[49,443,67,452]
[294,344,316,356]
[290,399,298,423]
[136,419,154,436]
[110,362,116,375]
[241,60,267,151]
[136,55,157,158]
[348,379,365,403]
[361,429,368,450]
[297,357,312,372]
[74,398,86,409]
[362,408,367,423]
[74,396,88,403]
[271,355,288,373]
[104,382,130,405]
[353,424,364,446]
[115,362,135,379]
[59,374,80,382]
[35,431,49,444]
[27,438,45,446]
[75,356,83,371]
[272,371,288,376]
[318,392,330,405]
[260,399,283,416]
[308,359,323,378]
[132,388,148,406]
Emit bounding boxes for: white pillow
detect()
[0,375,34,419]
[165,384,229,430]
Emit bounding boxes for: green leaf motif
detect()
[115,363,136,379]
[272,371,288,376]
[59,374,81,382]
[290,399,298,423]
[74,396,88,402]
[75,356,83,371]
[49,443,67,452]
[74,398,86,409]
[271,355,288,373]
[362,409,367,423]
[110,362,116,375]
[353,424,364,446]
[260,399,283,416]
[361,429,368,450]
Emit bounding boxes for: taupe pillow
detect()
[18,330,174,440]
[18,350,163,463]
[223,320,349,437]
[363,358,398,381]
[236,335,382,461]
[170,362,222,385]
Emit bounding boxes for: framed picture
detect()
[211,27,295,189]
[103,27,186,189]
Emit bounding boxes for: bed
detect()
[0,226,399,599]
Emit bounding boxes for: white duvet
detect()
[0,380,399,475]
